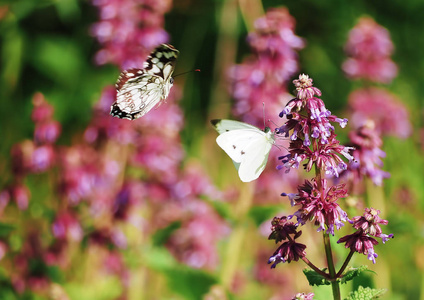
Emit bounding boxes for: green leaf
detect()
[303,268,331,286]
[151,221,181,246]
[164,267,217,300]
[345,286,387,300]
[340,266,372,284]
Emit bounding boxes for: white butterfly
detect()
[211,119,276,182]
[110,44,179,120]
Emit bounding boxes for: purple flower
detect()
[52,211,83,242]
[268,239,306,268]
[91,0,171,68]
[31,93,54,122]
[342,17,397,84]
[338,207,393,263]
[277,75,354,176]
[268,216,298,243]
[337,230,379,264]
[351,207,392,239]
[229,7,304,128]
[349,88,412,139]
[343,123,390,186]
[284,179,349,234]
[34,121,61,145]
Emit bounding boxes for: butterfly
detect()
[211,119,276,182]
[110,44,179,120]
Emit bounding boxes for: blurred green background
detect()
[1,0,424,299]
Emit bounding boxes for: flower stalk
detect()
[267,74,393,299]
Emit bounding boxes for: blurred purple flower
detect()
[52,211,83,242]
[91,0,171,68]
[229,7,305,127]
[349,88,412,139]
[31,92,55,123]
[343,123,390,186]
[342,17,397,84]
[34,121,61,145]
[10,184,30,210]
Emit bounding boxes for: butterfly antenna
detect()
[262,102,266,129]
[173,69,201,78]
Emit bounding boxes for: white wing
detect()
[237,135,273,182]
[211,119,259,134]
[216,128,274,182]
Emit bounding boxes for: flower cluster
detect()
[91,0,172,68]
[276,74,354,177]
[229,7,305,127]
[2,93,61,210]
[348,88,412,139]
[284,179,349,235]
[338,208,393,263]
[342,17,397,83]
[268,216,306,268]
[342,17,410,189]
[342,122,390,186]
[269,74,393,275]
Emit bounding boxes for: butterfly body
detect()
[110,44,179,120]
[211,119,275,182]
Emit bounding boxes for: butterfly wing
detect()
[237,134,273,182]
[211,119,259,134]
[216,128,274,182]
[110,44,179,120]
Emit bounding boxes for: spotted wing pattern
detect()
[110,44,179,120]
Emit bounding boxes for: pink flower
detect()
[277,75,353,177]
[349,88,412,138]
[342,17,397,83]
[229,7,304,128]
[52,212,83,242]
[31,93,54,122]
[10,184,31,210]
[283,179,349,235]
[338,207,393,263]
[34,120,61,144]
[91,0,171,68]
[268,239,306,267]
[344,123,390,186]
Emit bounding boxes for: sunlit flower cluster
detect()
[338,208,393,263]
[269,74,393,272]
[277,74,354,177]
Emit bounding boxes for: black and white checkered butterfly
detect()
[110,44,179,120]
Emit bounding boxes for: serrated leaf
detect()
[340,265,370,284]
[303,268,331,286]
[344,286,387,300]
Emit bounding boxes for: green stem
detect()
[336,250,355,278]
[323,233,341,300]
